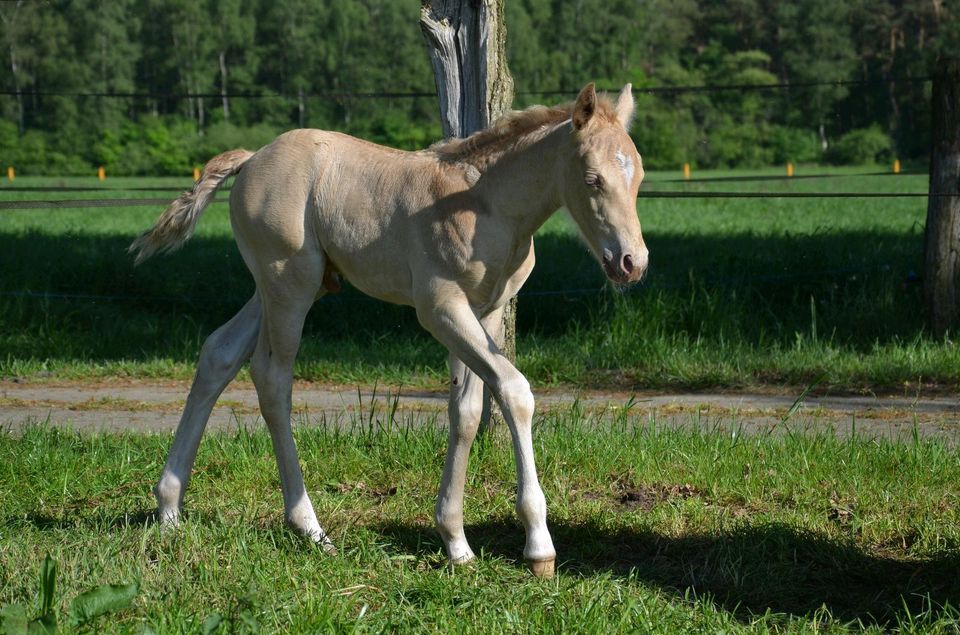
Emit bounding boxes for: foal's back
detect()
[228,129,456,305]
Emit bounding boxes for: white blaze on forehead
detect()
[615,150,635,188]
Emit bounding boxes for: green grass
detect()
[1,168,957,392]
[2,406,960,632]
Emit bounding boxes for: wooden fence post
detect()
[924,57,960,335]
[420,0,515,431]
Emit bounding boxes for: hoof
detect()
[156,508,180,530]
[305,529,338,555]
[447,553,476,570]
[526,558,555,579]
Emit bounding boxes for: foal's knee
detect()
[496,374,534,425]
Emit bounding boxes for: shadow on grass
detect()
[0,225,926,353]
[376,517,960,626]
[13,503,959,625]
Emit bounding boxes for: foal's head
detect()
[560,83,648,284]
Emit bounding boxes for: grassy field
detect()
[0,167,956,393]
[2,406,960,632]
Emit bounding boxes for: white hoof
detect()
[156,507,181,530]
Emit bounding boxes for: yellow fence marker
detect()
[683,163,691,180]
[893,159,901,174]
[786,163,794,177]
[193,167,201,181]
[97,166,105,181]
[6,167,13,181]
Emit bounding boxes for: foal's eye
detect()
[585,173,602,190]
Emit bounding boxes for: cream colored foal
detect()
[131,83,648,577]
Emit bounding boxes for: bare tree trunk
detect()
[1,1,26,135]
[10,44,23,135]
[924,57,960,335]
[219,50,229,122]
[298,88,305,129]
[420,0,515,430]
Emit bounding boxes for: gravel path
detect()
[2,379,958,441]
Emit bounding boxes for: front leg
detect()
[418,296,556,577]
[435,306,505,565]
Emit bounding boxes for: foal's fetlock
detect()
[153,479,183,528]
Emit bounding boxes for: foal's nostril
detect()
[622,254,634,274]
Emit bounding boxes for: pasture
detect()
[2,168,960,632]
[0,167,955,394]
[2,407,960,632]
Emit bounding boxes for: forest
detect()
[0,0,957,175]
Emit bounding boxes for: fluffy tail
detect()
[129,148,254,265]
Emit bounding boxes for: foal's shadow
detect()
[376,517,960,626]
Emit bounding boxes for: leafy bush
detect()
[826,125,892,165]
[768,126,821,164]
[195,121,283,162]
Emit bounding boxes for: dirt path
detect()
[1,379,959,441]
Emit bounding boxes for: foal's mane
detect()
[429,96,619,167]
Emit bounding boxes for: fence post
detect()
[923,57,960,335]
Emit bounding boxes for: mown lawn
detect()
[0,167,956,393]
[1,405,960,633]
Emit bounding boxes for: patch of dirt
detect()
[1,379,959,441]
[612,478,702,512]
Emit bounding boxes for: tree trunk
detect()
[219,50,229,122]
[924,57,960,335]
[298,88,305,129]
[420,0,516,430]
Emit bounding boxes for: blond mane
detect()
[429,96,619,167]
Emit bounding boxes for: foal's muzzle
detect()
[602,246,648,284]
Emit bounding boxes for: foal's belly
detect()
[313,210,416,307]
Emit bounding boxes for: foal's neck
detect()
[475,123,567,242]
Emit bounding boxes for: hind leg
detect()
[155,294,262,525]
[249,268,335,551]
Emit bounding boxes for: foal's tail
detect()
[129,148,254,265]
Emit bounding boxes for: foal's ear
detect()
[614,84,635,131]
[572,83,597,130]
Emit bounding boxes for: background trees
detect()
[0,0,956,175]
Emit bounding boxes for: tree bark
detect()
[924,57,960,335]
[420,0,516,429]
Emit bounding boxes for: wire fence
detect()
[0,74,939,306]
[0,168,927,307]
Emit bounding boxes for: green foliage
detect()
[768,126,821,164]
[0,555,137,633]
[826,125,894,165]
[0,0,954,171]
[69,584,139,627]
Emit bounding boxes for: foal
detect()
[131,83,648,577]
